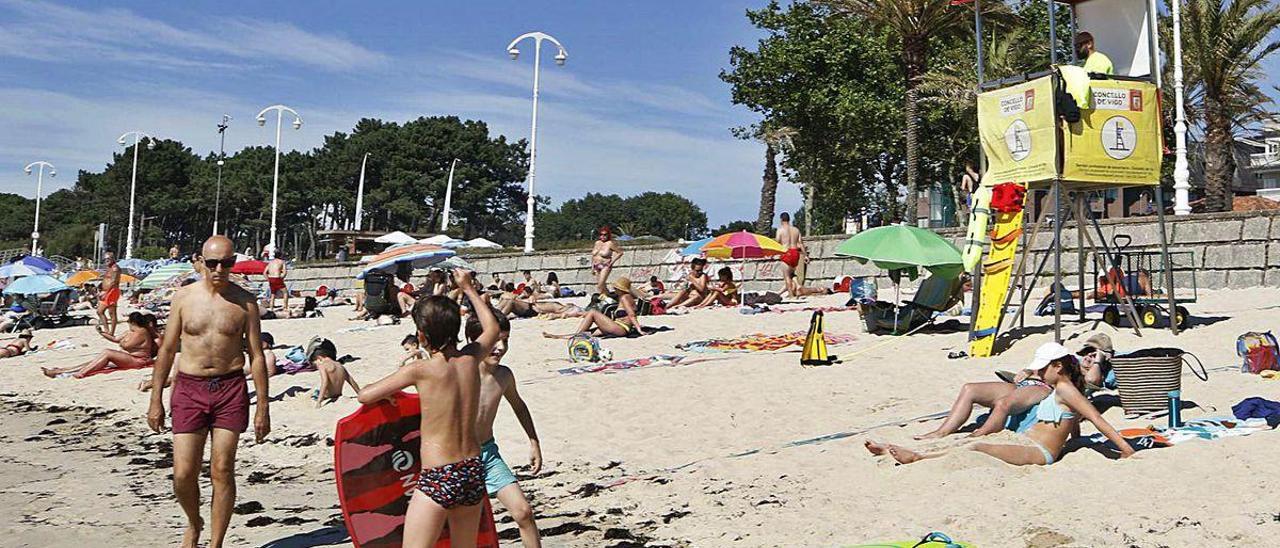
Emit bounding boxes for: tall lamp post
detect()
[507,32,568,253]
[441,158,459,232]
[256,105,303,259]
[24,161,56,255]
[1171,0,1191,215]
[354,152,370,231]
[117,131,155,259]
[214,114,231,235]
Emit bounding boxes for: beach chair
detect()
[859,275,964,335]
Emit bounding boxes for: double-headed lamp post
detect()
[117,131,155,259]
[256,105,302,260]
[24,161,56,255]
[507,32,567,253]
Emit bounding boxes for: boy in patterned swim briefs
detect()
[358,269,501,547]
[465,313,543,547]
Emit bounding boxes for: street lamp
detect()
[117,131,155,259]
[1171,1,1191,215]
[441,158,459,232]
[214,114,231,235]
[507,31,568,253]
[354,152,370,231]
[24,161,56,255]
[256,104,303,259]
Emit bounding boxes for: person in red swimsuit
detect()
[264,251,289,314]
[97,252,123,337]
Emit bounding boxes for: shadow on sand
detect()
[259,526,349,548]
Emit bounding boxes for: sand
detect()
[2,287,1279,547]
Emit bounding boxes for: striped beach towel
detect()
[676,331,856,353]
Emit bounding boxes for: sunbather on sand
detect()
[544,277,642,339]
[0,330,34,358]
[311,341,360,408]
[44,312,159,379]
[870,343,1135,466]
[915,343,1071,440]
[667,258,711,308]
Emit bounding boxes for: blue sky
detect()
[0,0,803,228]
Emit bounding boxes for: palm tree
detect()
[821,0,997,224]
[1180,0,1280,212]
[756,125,798,233]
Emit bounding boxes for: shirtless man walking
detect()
[147,235,270,548]
[775,212,806,297]
[265,252,288,313]
[97,252,123,336]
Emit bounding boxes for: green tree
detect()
[538,192,708,243]
[1180,0,1280,212]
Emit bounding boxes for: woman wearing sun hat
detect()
[543,276,642,340]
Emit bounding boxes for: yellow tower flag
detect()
[802,310,838,366]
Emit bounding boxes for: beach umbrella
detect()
[116,258,154,275]
[420,234,468,248]
[677,237,715,257]
[834,224,963,280]
[139,262,196,290]
[437,256,476,271]
[0,262,49,279]
[357,244,455,279]
[65,270,101,287]
[12,256,57,271]
[231,260,268,275]
[3,274,68,295]
[374,231,418,245]
[701,230,786,260]
[465,237,503,249]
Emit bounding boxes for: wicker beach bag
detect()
[1110,348,1208,416]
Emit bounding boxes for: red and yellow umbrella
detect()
[701,230,786,260]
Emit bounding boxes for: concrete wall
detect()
[290,210,1280,293]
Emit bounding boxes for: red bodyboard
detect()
[334,392,498,548]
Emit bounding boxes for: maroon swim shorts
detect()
[171,371,249,434]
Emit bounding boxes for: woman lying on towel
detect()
[43,312,160,379]
[544,277,643,339]
[867,342,1134,466]
[0,330,34,358]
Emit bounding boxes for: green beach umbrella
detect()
[138,262,195,290]
[834,225,963,281]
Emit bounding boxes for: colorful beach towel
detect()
[1157,417,1275,445]
[558,354,691,376]
[742,305,857,315]
[676,331,856,353]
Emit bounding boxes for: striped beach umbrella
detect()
[701,230,787,260]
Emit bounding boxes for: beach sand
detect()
[2,288,1279,547]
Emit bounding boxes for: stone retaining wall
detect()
[291,210,1280,294]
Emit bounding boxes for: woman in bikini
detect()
[591,226,623,296]
[867,342,1135,466]
[0,330,34,359]
[544,277,642,339]
[43,312,160,379]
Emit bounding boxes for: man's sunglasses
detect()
[204,257,236,270]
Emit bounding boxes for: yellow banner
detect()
[1061,80,1161,185]
[977,76,1057,185]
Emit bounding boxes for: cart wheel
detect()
[1175,306,1190,329]
[1102,306,1121,326]
[1140,306,1160,328]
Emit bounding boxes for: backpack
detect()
[1236,332,1280,374]
[306,336,337,363]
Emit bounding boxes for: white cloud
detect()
[0,0,385,71]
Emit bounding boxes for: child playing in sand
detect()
[869,343,1135,466]
[695,267,740,308]
[357,269,501,546]
[465,312,544,547]
[310,339,361,408]
[399,334,426,367]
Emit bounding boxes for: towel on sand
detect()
[558,355,689,376]
[676,331,856,353]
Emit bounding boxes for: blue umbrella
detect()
[15,256,56,271]
[678,237,714,257]
[117,258,154,275]
[3,274,69,295]
[0,263,49,279]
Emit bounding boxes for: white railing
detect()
[1250,152,1280,167]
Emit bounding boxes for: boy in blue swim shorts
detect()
[465,313,544,547]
